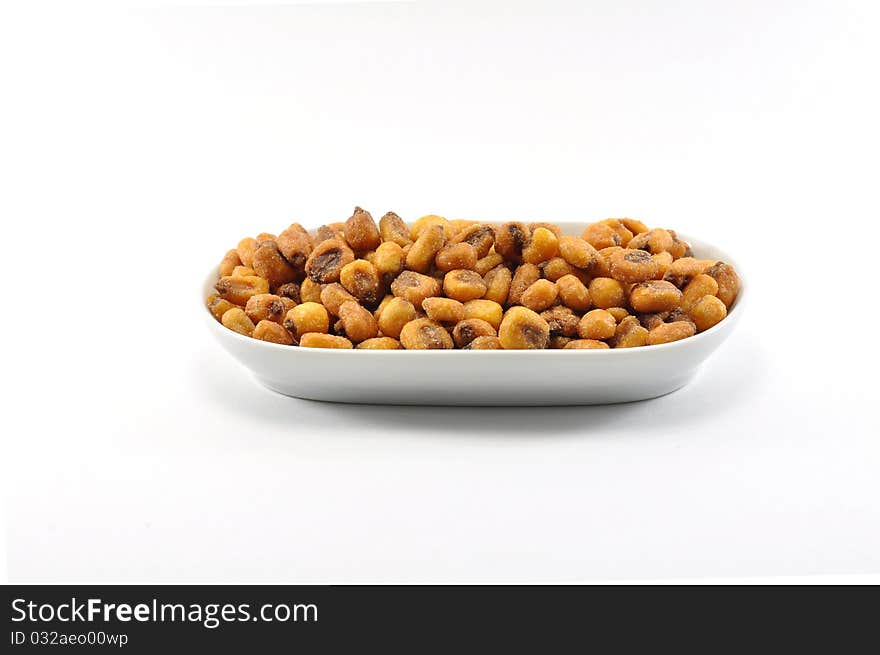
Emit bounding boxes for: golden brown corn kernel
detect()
[374,241,405,279]
[638,313,667,330]
[232,266,256,277]
[599,219,635,246]
[581,222,623,249]
[619,218,650,235]
[564,339,610,350]
[399,318,454,349]
[613,316,649,348]
[555,274,591,312]
[299,333,353,349]
[481,265,512,304]
[357,337,402,350]
[578,309,616,340]
[689,295,727,332]
[253,320,294,345]
[449,219,478,234]
[681,273,719,311]
[652,251,674,277]
[663,257,714,288]
[245,294,292,324]
[283,302,329,338]
[255,233,277,244]
[276,223,313,269]
[540,257,575,281]
[628,228,674,254]
[647,321,696,345]
[705,262,740,308]
[344,206,381,252]
[452,224,496,258]
[667,231,692,260]
[443,269,487,302]
[528,222,562,238]
[339,259,383,307]
[373,294,394,320]
[498,306,550,349]
[592,247,621,278]
[275,282,301,303]
[410,215,454,241]
[522,227,559,264]
[506,263,541,306]
[629,280,683,313]
[215,275,270,305]
[320,283,358,316]
[252,240,298,289]
[520,279,558,312]
[435,242,478,272]
[557,236,598,270]
[452,318,496,348]
[422,297,465,324]
[463,335,504,350]
[207,294,237,322]
[221,307,255,336]
[664,308,693,326]
[463,299,504,330]
[315,223,342,242]
[406,224,446,273]
[609,249,661,283]
[391,270,442,307]
[219,249,242,277]
[549,335,574,349]
[474,252,504,276]
[299,277,323,303]
[377,297,417,339]
[305,239,355,284]
[378,211,412,246]
[337,300,379,343]
[540,305,580,337]
[494,222,531,263]
[588,277,626,309]
[236,237,258,268]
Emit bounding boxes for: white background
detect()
[2,0,879,583]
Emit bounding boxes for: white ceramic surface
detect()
[202,225,744,405]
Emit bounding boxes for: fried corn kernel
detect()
[463,299,504,330]
[299,277,323,303]
[705,262,740,308]
[283,302,329,338]
[319,282,358,316]
[638,312,667,330]
[299,333,353,349]
[555,274,591,312]
[221,307,255,336]
[391,270,442,307]
[564,339,610,349]
[665,307,694,326]
[449,219,478,234]
[422,297,465,324]
[689,295,727,332]
[529,222,563,238]
[506,263,541,306]
[253,240,298,289]
[588,277,626,309]
[681,273,719,311]
[520,279,558,312]
[215,275,270,305]
[245,294,294,324]
[305,239,355,284]
[495,222,531,263]
[541,305,580,337]
[400,318,454,349]
[609,249,661,283]
[498,306,550,349]
[236,237,258,268]
[256,232,277,244]
[406,224,446,273]
[410,215,454,241]
[207,294,237,322]
[378,211,412,246]
[663,257,714,288]
[557,235,598,270]
[435,242,478,272]
[667,231,692,260]
[522,227,559,264]
[315,223,342,242]
[652,251,674,277]
[253,320,294,345]
[377,297,417,338]
[578,309,616,340]
[613,316,649,348]
[344,206,382,252]
[620,218,650,235]
[452,224,496,258]
[606,307,630,322]
[374,241,405,280]
[540,257,575,281]
[599,219,634,246]
[339,259,383,307]
[581,222,623,249]
[482,265,512,304]
[474,252,504,276]
[549,335,573,349]
[592,246,622,278]
[232,266,256,277]
[373,293,393,319]
[629,280,683,313]
[219,249,242,277]
[628,228,674,254]
[647,321,696,345]
[444,269,487,302]
[357,337,401,350]
[463,335,503,350]
[337,300,379,343]
[452,318,496,348]
[275,282,301,303]
[276,223,313,269]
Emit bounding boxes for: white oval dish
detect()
[202,224,744,405]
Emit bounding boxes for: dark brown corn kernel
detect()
[253,240,298,289]
[689,295,727,332]
[245,294,293,324]
[494,222,531,263]
[339,259,383,307]
[400,318,454,349]
[299,277,323,303]
[215,275,270,305]
[276,223,313,269]
[379,211,412,246]
[629,280,683,313]
[588,277,626,309]
[681,273,719,311]
[540,305,580,337]
[705,262,740,308]
[207,294,237,322]
[221,307,255,336]
[581,222,623,249]
[483,265,513,304]
[443,269,487,302]
[558,235,598,270]
[337,300,379,343]
[506,263,541,306]
[305,239,355,284]
[344,206,382,252]
[435,242,478,272]
[299,333,353,349]
[236,237,258,268]
[275,282,301,303]
[357,337,402,350]
[549,335,574,349]
[647,321,696,345]
[422,297,465,324]
[638,312,668,330]
[377,297,417,339]
[609,249,661,284]
[556,274,591,312]
[406,224,446,273]
[564,339,610,349]
[283,302,329,338]
[578,309,616,340]
[462,299,504,330]
[391,270,442,307]
[452,318,496,348]
[498,307,550,349]
[315,223,342,243]
[520,279,558,312]
[219,249,242,277]
[522,227,559,264]
[320,283,358,316]
[452,224,496,258]
[463,335,503,350]
[253,319,294,345]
